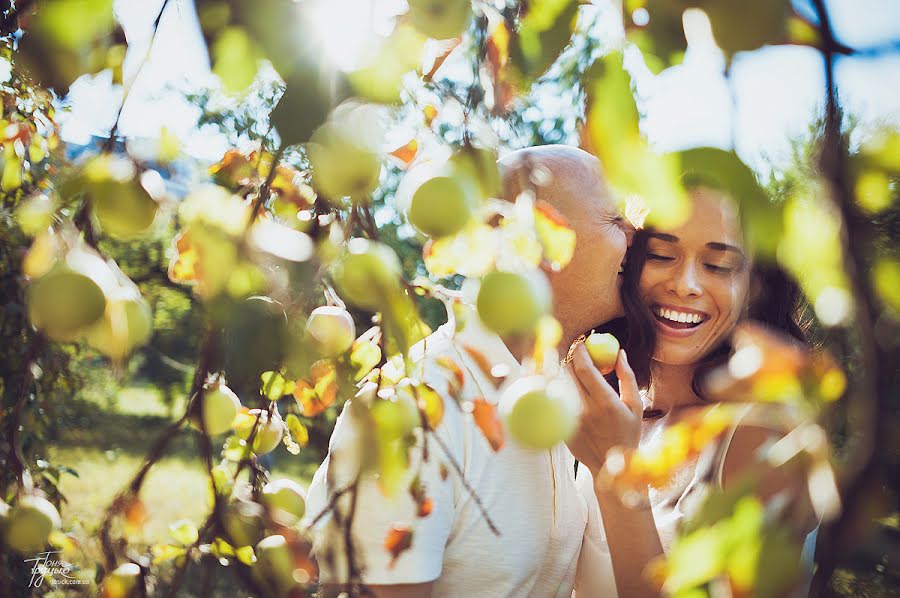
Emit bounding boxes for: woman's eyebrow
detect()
[706,241,744,256]
[647,232,678,242]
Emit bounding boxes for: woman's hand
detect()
[566,345,642,475]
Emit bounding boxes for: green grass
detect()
[45,384,322,587]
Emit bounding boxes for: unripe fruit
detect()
[85,287,153,360]
[223,500,265,548]
[585,333,620,375]
[371,394,420,442]
[500,376,579,450]
[407,174,474,238]
[305,306,355,357]
[4,495,60,554]
[307,103,384,205]
[332,238,403,310]
[407,0,472,40]
[254,535,300,595]
[261,479,307,524]
[27,248,116,341]
[190,383,241,436]
[234,408,284,455]
[102,562,141,598]
[84,154,159,238]
[476,270,552,336]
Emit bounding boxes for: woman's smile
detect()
[651,303,710,337]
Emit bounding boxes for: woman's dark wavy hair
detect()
[596,221,810,399]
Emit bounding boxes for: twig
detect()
[0,0,34,34]
[306,483,354,529]
[428,430,500,536]
[5,335,44,493]
[245,144,286,230]
[102,0,172,153]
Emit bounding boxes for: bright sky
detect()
[58,0,900,172]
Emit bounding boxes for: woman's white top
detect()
[573,403,818,597]
[305,307,592,597]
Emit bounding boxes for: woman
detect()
[567,184,818,597]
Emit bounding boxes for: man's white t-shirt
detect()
[305,307,590,597]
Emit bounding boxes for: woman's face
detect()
[638,187,751,365]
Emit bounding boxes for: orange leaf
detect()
[414,383,444,429]
[292,360,337,417]
[471,398,504,451]
[389,139,419,169]
[534,200,576,269]
[271,164,316,208]
[124,497,148,533]
[209,148,256,187]
[422,38,461,81]
[461,343,506,388]
[168,228,200,284]
[435,356,466,396]
[384,525,413,567]
[417,497,434,518]
[423,105,438,127]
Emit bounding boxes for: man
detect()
[305,145,635,597]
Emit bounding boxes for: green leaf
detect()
[260,370,294,401]
[624,1,691,74]
[168,519,199,546]
[873,258,900,313]
[585,53,689,228]
[678,147,779,257]
[698,0,791,60]
[285,413,309,448]
[212,27,263,93]
[510,0,580,85]
[235,545,256,565]
[152,544,188,565]
[16,0,117,94]
[1,143,22,191]
[350,337,382,381]
[349,25,425,104]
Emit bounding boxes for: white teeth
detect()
[654,307,705,324]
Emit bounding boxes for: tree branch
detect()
[808,1,893,594]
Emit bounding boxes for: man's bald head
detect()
[498,145,611,223]
[496,145,634,347]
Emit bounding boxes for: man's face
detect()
[545,168,635,332]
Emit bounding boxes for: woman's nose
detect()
[669,261,702,297]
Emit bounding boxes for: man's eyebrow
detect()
[706,242,744,255]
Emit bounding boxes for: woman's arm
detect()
[567,346,663,598]
[720,421,819,537]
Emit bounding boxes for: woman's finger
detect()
[615,349,643,419]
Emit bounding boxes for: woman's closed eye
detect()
[646,253,674,262]
[704,263,733,274]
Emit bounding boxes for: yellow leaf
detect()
[534,200,576,269]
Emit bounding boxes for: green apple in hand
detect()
[584,332,619,375]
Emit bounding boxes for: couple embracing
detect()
[306,145,818,597]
